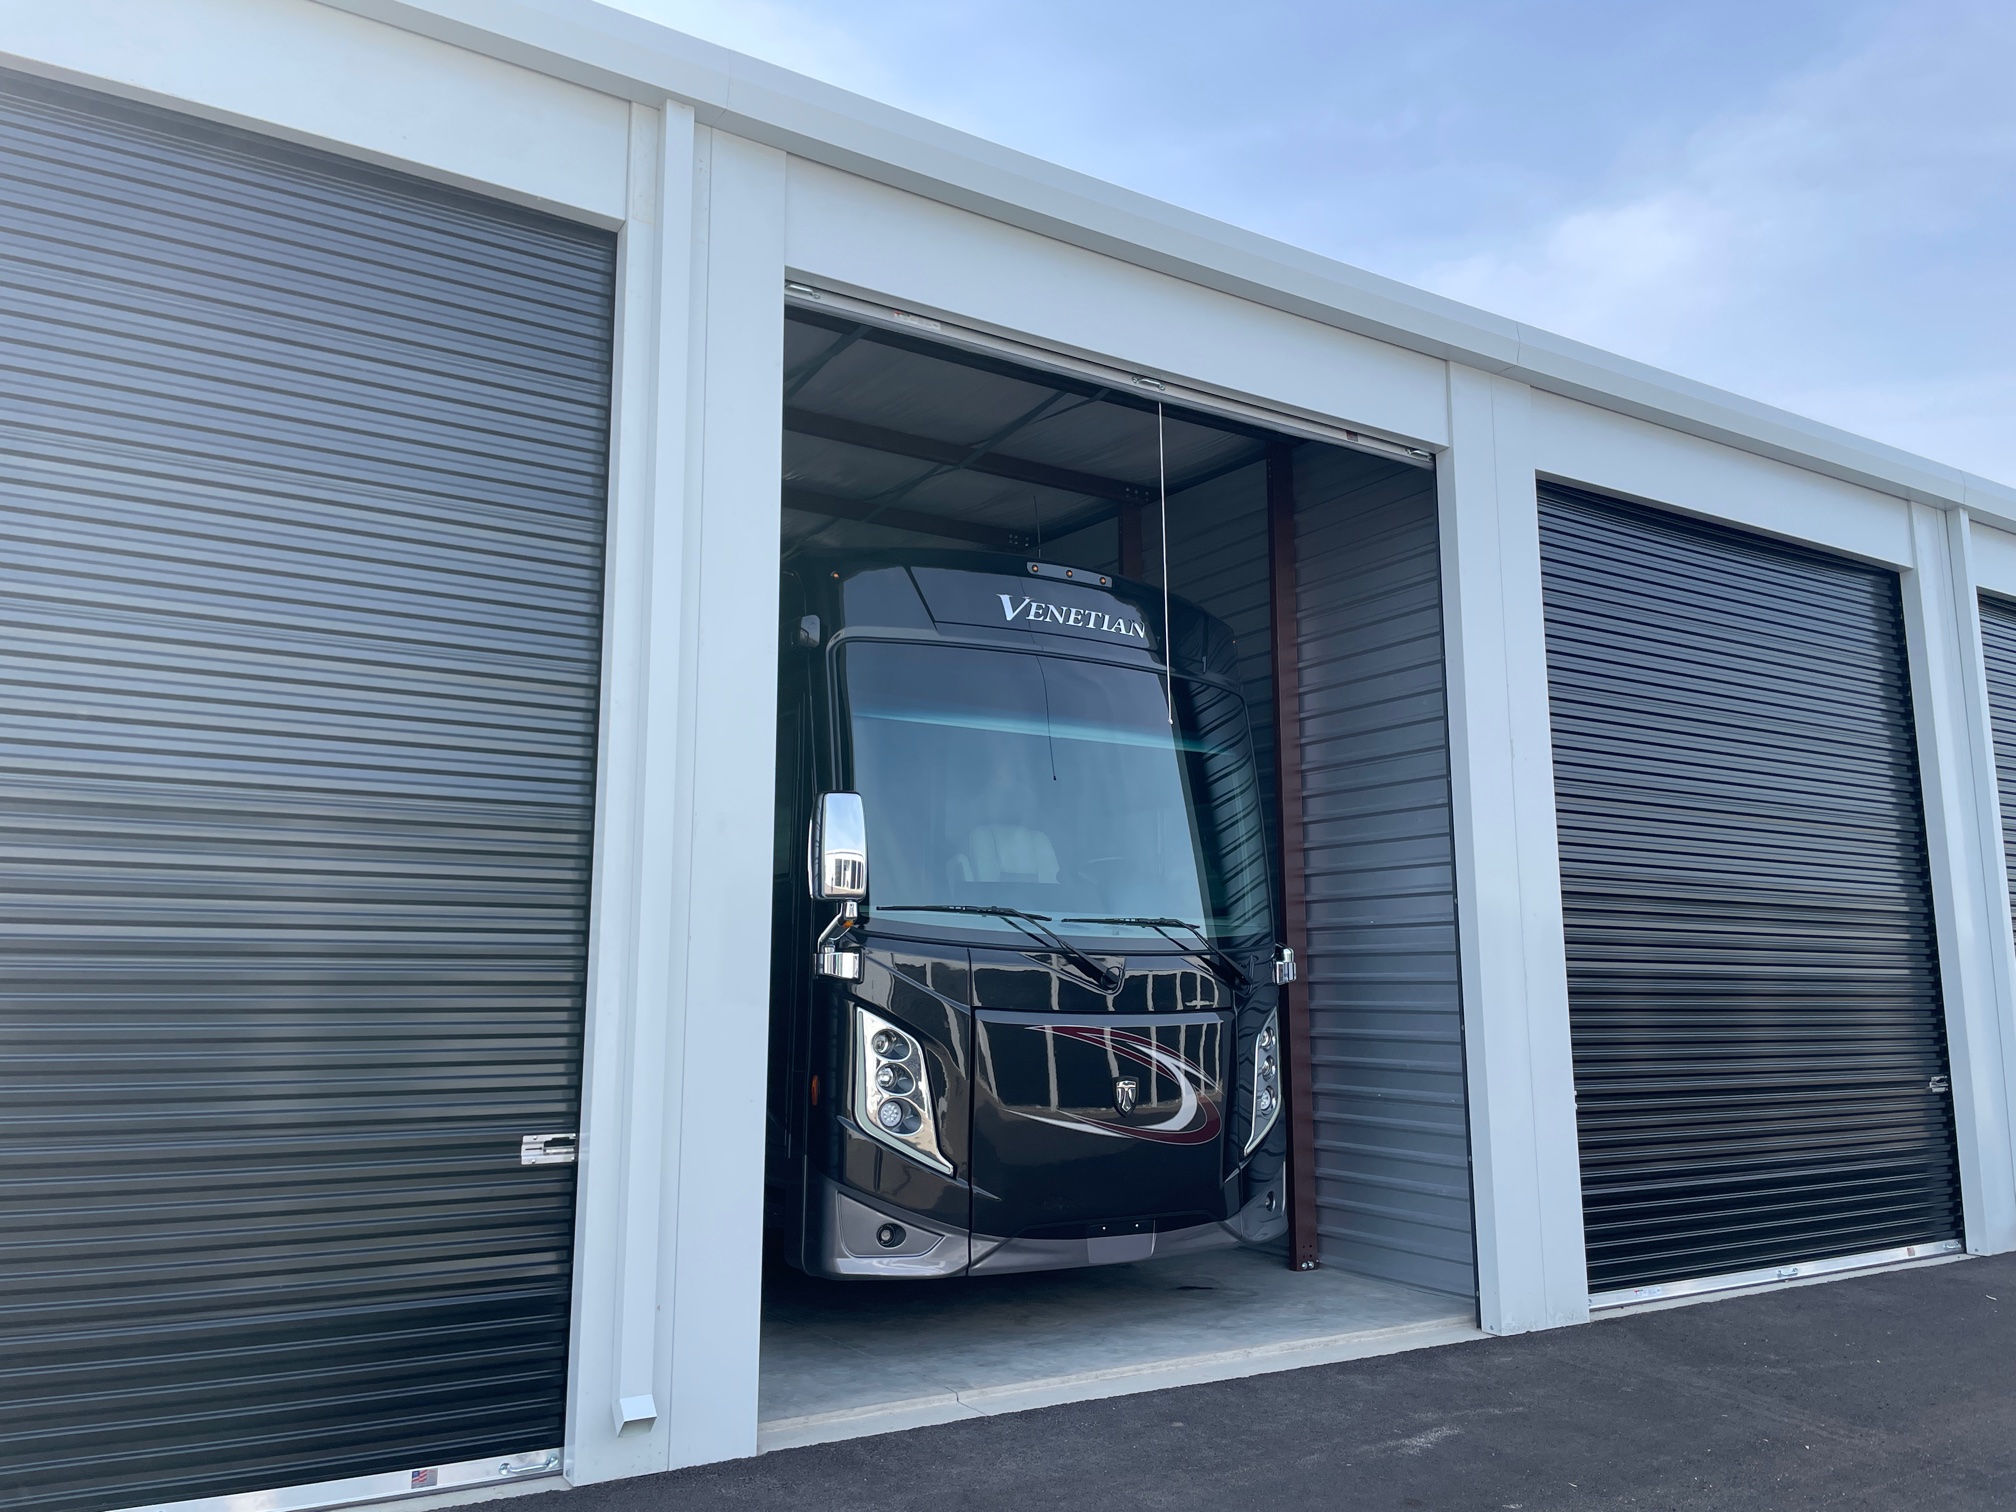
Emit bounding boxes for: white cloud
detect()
[1430,190,1739,358]
[1411,2,2016,480]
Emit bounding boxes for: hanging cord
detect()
[1158,402,1173,724]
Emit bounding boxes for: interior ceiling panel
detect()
[782,433,931,496]
[778,308,1273,559]
[1002,401,1249,481]
[790,337,1062,442]
[784,436,1089,520]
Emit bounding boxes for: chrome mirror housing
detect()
[1271,946,1297,986]
[810,791,868,900]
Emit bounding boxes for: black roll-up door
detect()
[1538,484,1960,1295]
[1978,598,2016,950]
[0,72,612,1512]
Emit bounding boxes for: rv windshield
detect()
[840,640,1272,945]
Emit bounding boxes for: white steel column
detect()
[660,126,789,1469]
[1438,365,1590,1332]
[1900,503,2016,1255]
[567,98,700,1485]
[567,111,788,1483]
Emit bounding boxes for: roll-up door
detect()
[1538,484,1959,1296]
[0,72,613,1512]
[1978,599,2016,915]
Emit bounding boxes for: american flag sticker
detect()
[410,1469,438,1490]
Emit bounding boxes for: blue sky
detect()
[611,0,2016,485]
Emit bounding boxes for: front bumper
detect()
[809,1165,1289,1279]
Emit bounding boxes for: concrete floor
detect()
[562,1250,2015,1512]
[758,1244,1479,1449]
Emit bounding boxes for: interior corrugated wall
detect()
[1290,450,1474,1296]
[1167,461,1277,834]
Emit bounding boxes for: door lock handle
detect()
[520,1133,578,1166]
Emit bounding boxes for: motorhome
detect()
[768,552,1295,1277]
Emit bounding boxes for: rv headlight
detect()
[876,1063,915,1095]
[1244,1009,1284,1155]
[854,1007,952,1174]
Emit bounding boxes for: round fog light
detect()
[876,1223,906,1249]
[877,1098,912,1131]
[871,1029,910,1060]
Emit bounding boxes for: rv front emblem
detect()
[997,594,1148,640]
[1112,1076,1140,1115]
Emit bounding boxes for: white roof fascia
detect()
[325,0,2016,526]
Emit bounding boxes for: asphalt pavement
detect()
[557,1251,2016,1511]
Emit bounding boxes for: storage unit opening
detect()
[758,299,1480,1446]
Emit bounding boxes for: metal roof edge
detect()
[1509,326,2016,525]
[324,0,2016,525]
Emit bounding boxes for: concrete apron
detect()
[756,1246,1481,1451]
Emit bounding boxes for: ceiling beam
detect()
[785,406,1157,505]
[1007,442,1274,543]
[783,322,864,401]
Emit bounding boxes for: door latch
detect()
[520,1133,578,1166]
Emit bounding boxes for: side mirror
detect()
[810,791,868,900]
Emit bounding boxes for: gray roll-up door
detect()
[0,71,613,1512]
[1290,451,1473,1296]
[1539,484,1959,1295]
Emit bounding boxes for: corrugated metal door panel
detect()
[0,71,612,1512]
[1979,599,2016,952]
[1539,484,1959,1293]
[1292,449,1474,1297]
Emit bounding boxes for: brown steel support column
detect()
[1267,442,1321,1271]
[1118,502,1146,579]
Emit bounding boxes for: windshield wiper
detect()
[876,904,1120,993]
[1061,916,1250,989]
